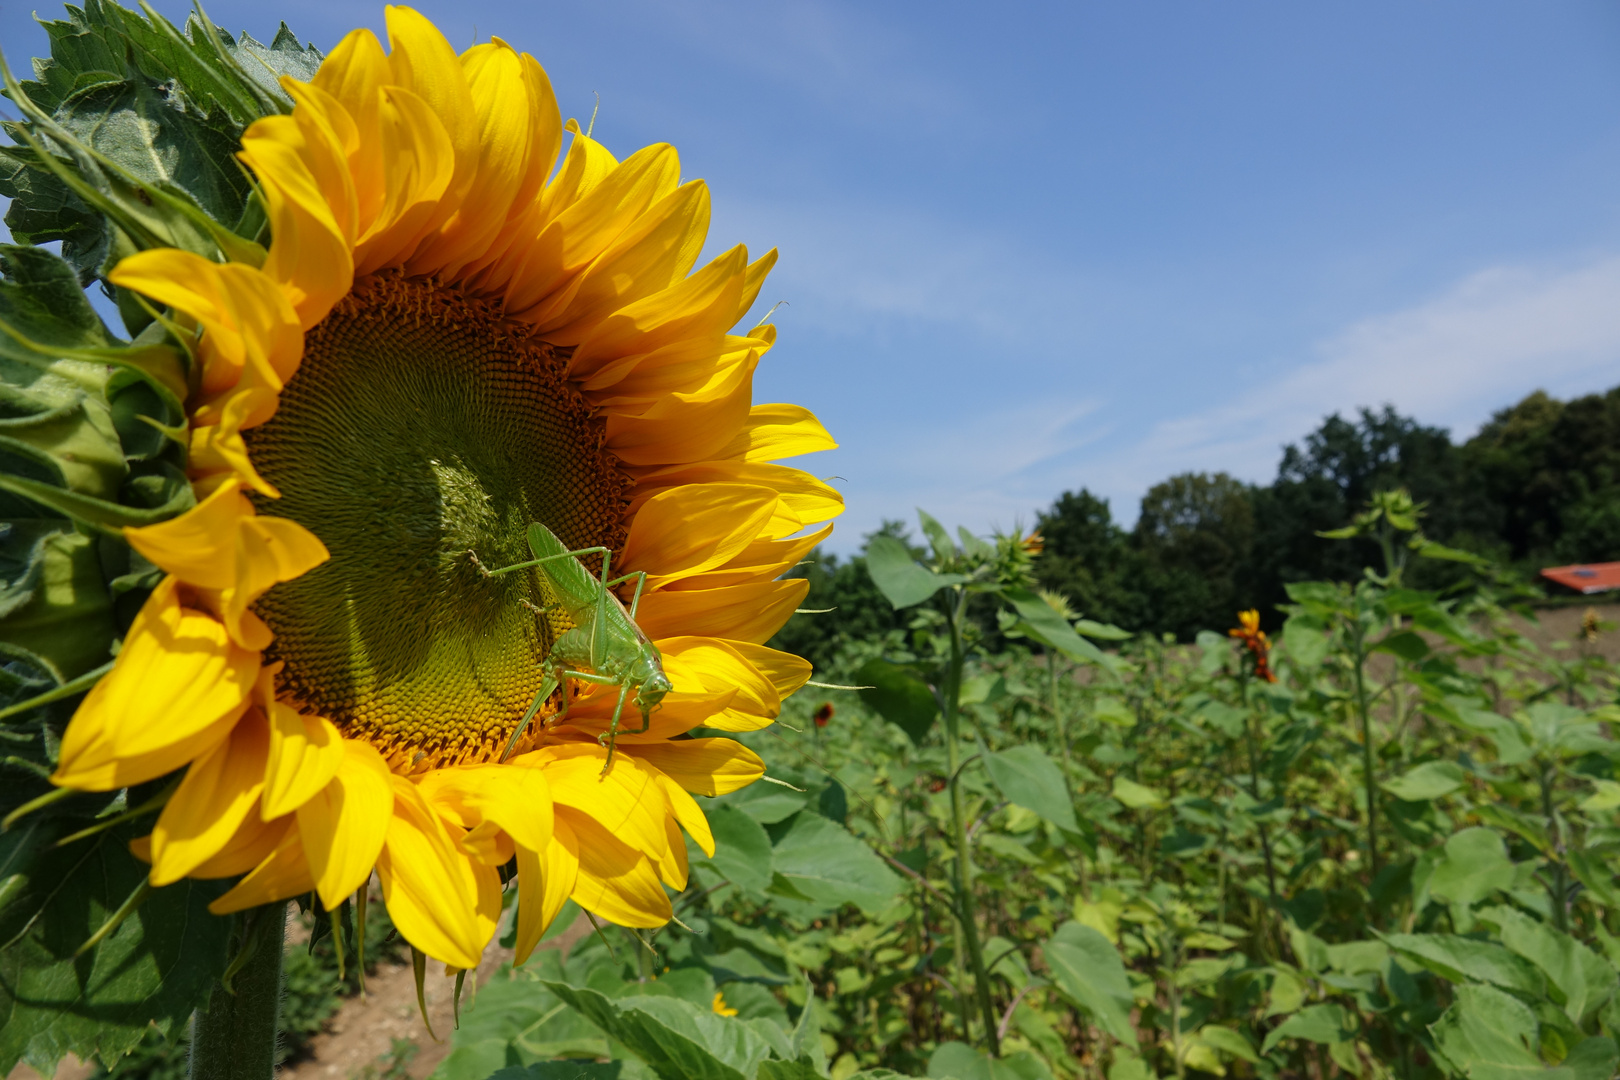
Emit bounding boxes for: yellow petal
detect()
[238,113,354,330]
[376,776,492,968]
[647,766,713,857]
[210,825,314,914]
[661,524,833,591]
[622,483,777,587]
[149,707,269,885]
[568,245,748,387]
[716,403,838,463]
[535,745,671,864]
[353,84,458,273]
[603,341,759,466]
[124,479,328,651]
[454,46,561,281]
[634,578,808,644]
[53,577,257,791]
[659,814,689,891]
[188,388,280,498]
[562,809,671,928]
[655,637,780,720]
[559,685,736,742]
[417,761,554,855]
[108,251,303,407]
[513,815,579,965]
[296,740,394,909]
[735,248,777,324]
[310,27,392,217]
[630,462,843,541]
[409,40,539,276]
[385,6,478,200]
[624,738,765,797]
[499,141,678,315]
[529,180,710,343]
[262,700,345,819]
[190,814,292,880]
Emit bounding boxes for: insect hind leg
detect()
[598,683,633,775]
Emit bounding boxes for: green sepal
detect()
[0,472,193,535]
[0,522,117,680]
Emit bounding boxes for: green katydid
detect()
[472,522,672,773]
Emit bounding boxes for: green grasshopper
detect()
[474,523,671,773]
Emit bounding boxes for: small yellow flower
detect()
[1228,610,1276,683]
[712,991,739,1017]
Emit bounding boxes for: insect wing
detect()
[526,523,600,618]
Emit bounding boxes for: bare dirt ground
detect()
[279,915,590,1080]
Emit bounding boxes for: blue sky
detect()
[5,1,1620,551]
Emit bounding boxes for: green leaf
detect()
[486,1064,625,1080]
[767,812,903,917]
[52,76,251,230]
[1111,777,1165,811]
[1477,905,1619,1024]
[0,821,232,1076]
[855,659,939,745]
[1562,1038,1620,1080]
[1448,705,1533,766]
[1194,1025,1260,1065]
[983,744,1079,833]
[1378,932,1546,996]
[541,983,774,1080]
[1411,538,1490,566]
[927,1041,1054,1079]
[1427,984,1541,1077]
[1380,761,1467,802]
[1003,586,1107,665]
[864,535,964,609]
[1260,1003,1352,1053]
[714,782,808,826]
[917,510,957,564]
[1373,629,1430,662]
[1075,619,1132,641]
[0,522,117,681]
[696,806,774,895]
[1042,922,1138,1049]
[1568,849,1620,910]
[1425,827,1517,909]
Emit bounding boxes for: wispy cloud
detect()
[1076,254,1620,516]
[828,397,1103,546]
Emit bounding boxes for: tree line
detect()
[775,383,1620,669]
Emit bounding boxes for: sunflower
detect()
[33,7,840,970]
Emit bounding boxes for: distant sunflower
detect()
[46,7,839,968]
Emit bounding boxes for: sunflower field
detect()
[1,5,1619,1080]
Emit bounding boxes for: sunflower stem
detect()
[190,902,285,1080]
[941,586,1001,1058]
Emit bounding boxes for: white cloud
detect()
[826,397,1103,547]
[1074,254,1620,518]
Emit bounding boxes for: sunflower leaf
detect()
[0,819,233,1077]
[541,982,772,1080]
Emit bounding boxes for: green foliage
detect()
[1025,391,1620,642]
[452,496,1620,1080]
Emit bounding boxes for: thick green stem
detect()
[1240,678,1279,906]
[190,902,285,1080]
[1049,651,1072,786]
[1540,766,1570,933]
[1352,627,1381,885]
[943,588,1001,1057]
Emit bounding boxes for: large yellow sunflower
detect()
[46,6,839,970]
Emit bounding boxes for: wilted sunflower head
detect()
[9,4,841,971]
